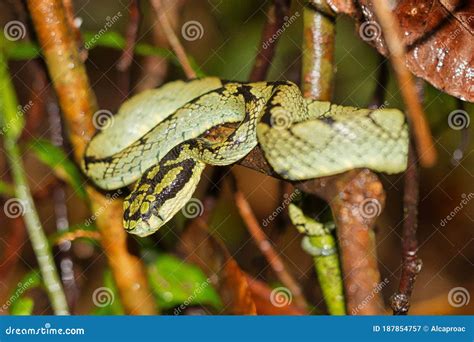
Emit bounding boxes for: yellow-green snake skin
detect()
[82,78,409,237]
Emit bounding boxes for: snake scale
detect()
[82,77,408,237]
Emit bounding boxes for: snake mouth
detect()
[124,214,165,237]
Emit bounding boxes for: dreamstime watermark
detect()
[0,277,36,313]
[84,12,123,49]
[439,15,474,49]
[181,198,204,218]
[352,278,389,315]
[439,193,473,227]
[270,107,293,130]
[92,287,115,307]
[3,20,26,41]
[447,287,470,308]
[1,101,34,136]
[5,323,85,336]
[92,109,114,130]
[173,277,213,315]
[358,21,381,42]
[262,189,300,227]
[3,198,29,218]
[358,198,382,220]
[270,287,292,307]
[84,190,122,226]
[448,109,470,130]
[262,12,300,49]
[181,20,204,41]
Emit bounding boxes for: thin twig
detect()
[391,141,422,315]
[117,0,141,99]
[230,175,309,310]
[47,95,79,311]
[150,0,197,79]
[117,0,141,72]
[372,1,436,167]
[27,0,157,315]
[0,47,69,314]
[249,0,291,82]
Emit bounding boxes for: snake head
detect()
[122,151,207,237]
[123,194,167,237]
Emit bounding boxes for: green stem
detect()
[305,234,345,314]
[0,42,69,315]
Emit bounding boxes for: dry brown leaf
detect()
[245,276,306,315]
[328,0,474,101]
[177,222,257,315]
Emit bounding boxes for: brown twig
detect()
[27,0,157,315]
[372,1,436,167]
[116,0,141,99]
[249,0,291,82]
[62,0,87,61]
[230,175,309,310]
[301,0,335,99]
[52,229,101,246]
[117,0,141,72]
[150,0,197,79]
[239,0,387,314]
[391,142,422,315]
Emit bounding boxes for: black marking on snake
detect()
[124,145,197,222]
[261,85,288,127]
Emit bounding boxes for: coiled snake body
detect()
[82,78,408,236]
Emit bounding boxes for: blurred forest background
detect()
[0,0,472,315]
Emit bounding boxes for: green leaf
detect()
[0,180,15,196]
[3,271,41,315]
[27,139,86,199]
[0,38,25,141]
[147,253,222,311]
[48,223,100,247]
[3,31,206,77]
[10,297,34,315]
[5,41,41,60]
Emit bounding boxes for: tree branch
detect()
[372,0,436,167]
[27,0,157,315]
[249,0,291,82]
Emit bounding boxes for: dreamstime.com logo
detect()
[358,21,381,42]
[439,192,473,227]
[352,278,389,315]
[262,189,300,227]
[1,101,34,136]
[84,12,123,49]
[3,20,26,41]
[181,20,204,41]
[84,190,122,226]
[262,12,300,49]
[181,198,204,219]
[173,277,213,315]
[448,109,470,130]
[270,287,292,307]
[3,198,28,218]
[357,198,382,221]
[447,287,470,308]
[92,287,115,307]
[92,109,115,130]
[0,277,36,313]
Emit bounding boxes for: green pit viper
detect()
[82,77,408,237]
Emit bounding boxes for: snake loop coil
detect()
[82,78,408,236]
